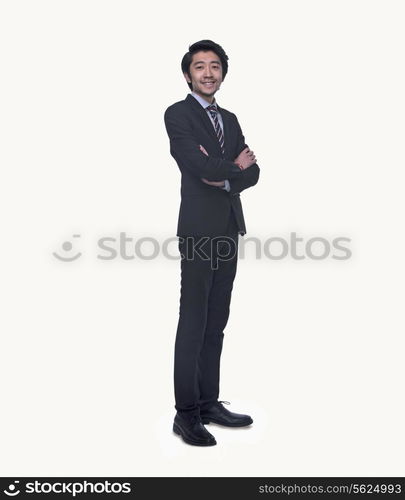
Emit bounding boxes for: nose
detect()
[203,66,213,78]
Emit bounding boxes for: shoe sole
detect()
[201,417,253,427]
[173,422,217,446]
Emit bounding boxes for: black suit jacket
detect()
[164,93,260,237]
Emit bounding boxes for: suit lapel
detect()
[185,93,225,157]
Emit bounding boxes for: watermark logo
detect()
[52,231,352,267]
[3,481,20,496]
[53,234,82,261]
[1,480,132,497]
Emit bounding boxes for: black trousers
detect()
[174,210,239,417]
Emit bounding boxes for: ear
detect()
[183,72,191,84]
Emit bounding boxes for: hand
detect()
[201,178,225,187]
[234,147,257,170]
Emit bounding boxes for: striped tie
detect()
[206,104,225,155]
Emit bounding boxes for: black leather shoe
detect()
[200,401,253,427]
[173,413,217,446]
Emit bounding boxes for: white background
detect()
[1,0,404,476]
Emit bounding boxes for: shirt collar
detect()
[191,91,218,110]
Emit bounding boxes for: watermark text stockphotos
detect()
[3,480,131,497]
[53,232,352,267]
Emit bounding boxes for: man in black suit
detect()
[164,40,260,446]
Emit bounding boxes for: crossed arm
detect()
[200,144,257,189]
[164,108,260,194]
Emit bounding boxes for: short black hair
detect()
[181,40,229,90]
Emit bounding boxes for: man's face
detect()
[184,50,223,101]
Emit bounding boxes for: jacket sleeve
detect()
[164,107,245,182]
[228,115,260,195]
